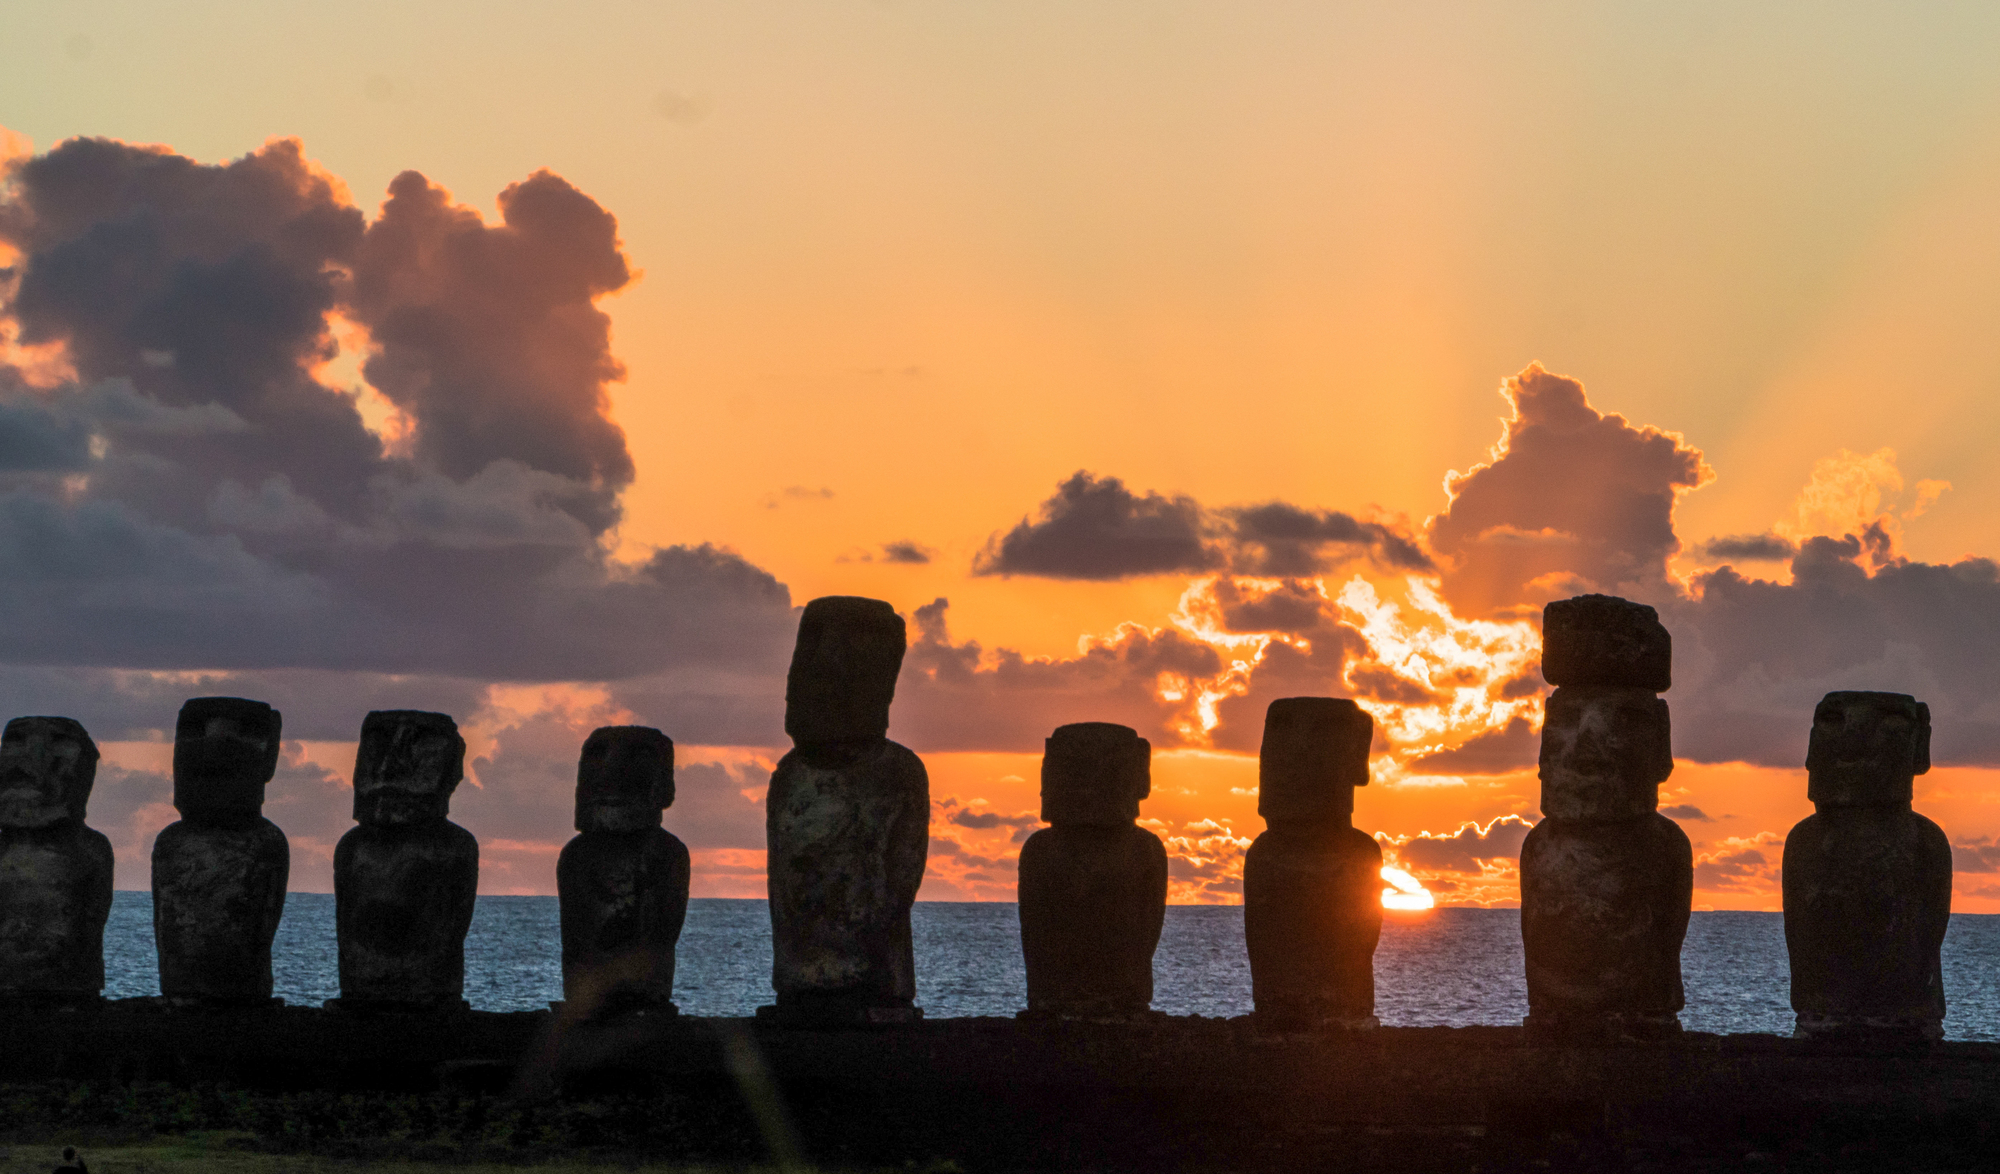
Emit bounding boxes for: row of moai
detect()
[0,593,1953,1040]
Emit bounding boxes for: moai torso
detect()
[765,596,929,1023]
[1783,691,1952,1038]
[1243,698,1382,1029]
[557,725,691,1013]
[1519,595,1692,1040]
[333,710,478,1009]
[1018,722,1167,1017]
[0,718,112,1003]
[152,697,289,1003]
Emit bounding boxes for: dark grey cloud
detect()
[1697,533,1796,562]
[1409,716,1537,774]
[1660,804,1712,821]
[974,471,1432,582]
[0,665,490,742]
[1223,502,1432,576]
[1666,539,2000,767]
[879,540,933,565]
[974,471,1216,580]
[1392,815,1535,873]
[0,136,798,687]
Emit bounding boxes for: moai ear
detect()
[1134,737,1152,802]
[1647,696,1675,785]
[1913,702,1933,776]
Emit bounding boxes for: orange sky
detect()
[7,3,2000,911]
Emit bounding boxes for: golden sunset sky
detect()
[7,1,2000,910]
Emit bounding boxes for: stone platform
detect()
[5,1004,1998,1169]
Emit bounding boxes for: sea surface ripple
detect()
[100,894,2000,1039]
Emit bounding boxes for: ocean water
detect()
[100,894,2000,1040]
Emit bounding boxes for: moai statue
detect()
[1519,594,1692,1040]
[764,596,930,1025]
[1243,698,1382,1030]
[1017,722,1167,1018]
[1784,691,1951,1040]
[332,710,478,1011]
[152,697,289,1004]
[0,718,112,1006]
[557,726,690,1016]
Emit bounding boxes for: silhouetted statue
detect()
[557,726,690,1015]
[1018,722,1167,1018]
[764,596,929,1025]
[1784,691,1951,1040]
[331,710,477,1010]
[152,697,288,1005]
[0,717,111,1006]
[1244,698,1381,1029]
[1520,595,1691,1040]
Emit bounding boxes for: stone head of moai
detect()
[1540,594,1672,693]
[172,697,282,820]
[1538,593,1674,820]
[784,596,907,749]
[1042,722,1151,826]
[1258,697,1372,826]
[1539,687,1673,820]
[1806,690,1931,808]
[575,725,675,833]
[0,717,99,829]
[351,710,465,826]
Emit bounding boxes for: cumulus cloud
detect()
[1669,537,2000,766]
[893,597,1220,750]
[1691,833,1783,893]
[974,471,1431,582]
[1221,501,1432,576]
[1387,815,1535,874]
[974,471,1215,580]
[0,135,797,691]
[1408,716,1537,774]
[1428,363,1712,616]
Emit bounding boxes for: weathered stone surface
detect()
[154,697,288,1003]
[1243,697,1381,1027]
[1784,808,1950,1036]
[558,828,690,1012]
[1257,697,1371,825]
[1541,594,1672,692]
[766,738,929,1019]
[1538,686,1672,822]
[1244,824,1382,1027]
[351,710,465,827]
[334,711,477,1008]
[1786,691,1950,1039]
[171,697,282,818]
[1519,814,1692,1036]
[153,819,288,1003]
[0,716,98,829]
[1018,823,1168,1015]
[1041,722,1151,827]
[0,717,111,1002]
[784,596,907,747]
[1806,691,1931,808]
[558,725,689,1013]
[574,726,674,834]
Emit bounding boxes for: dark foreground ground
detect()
[4,1003,1998,1172]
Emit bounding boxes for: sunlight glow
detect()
[1380,865,1436,911]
